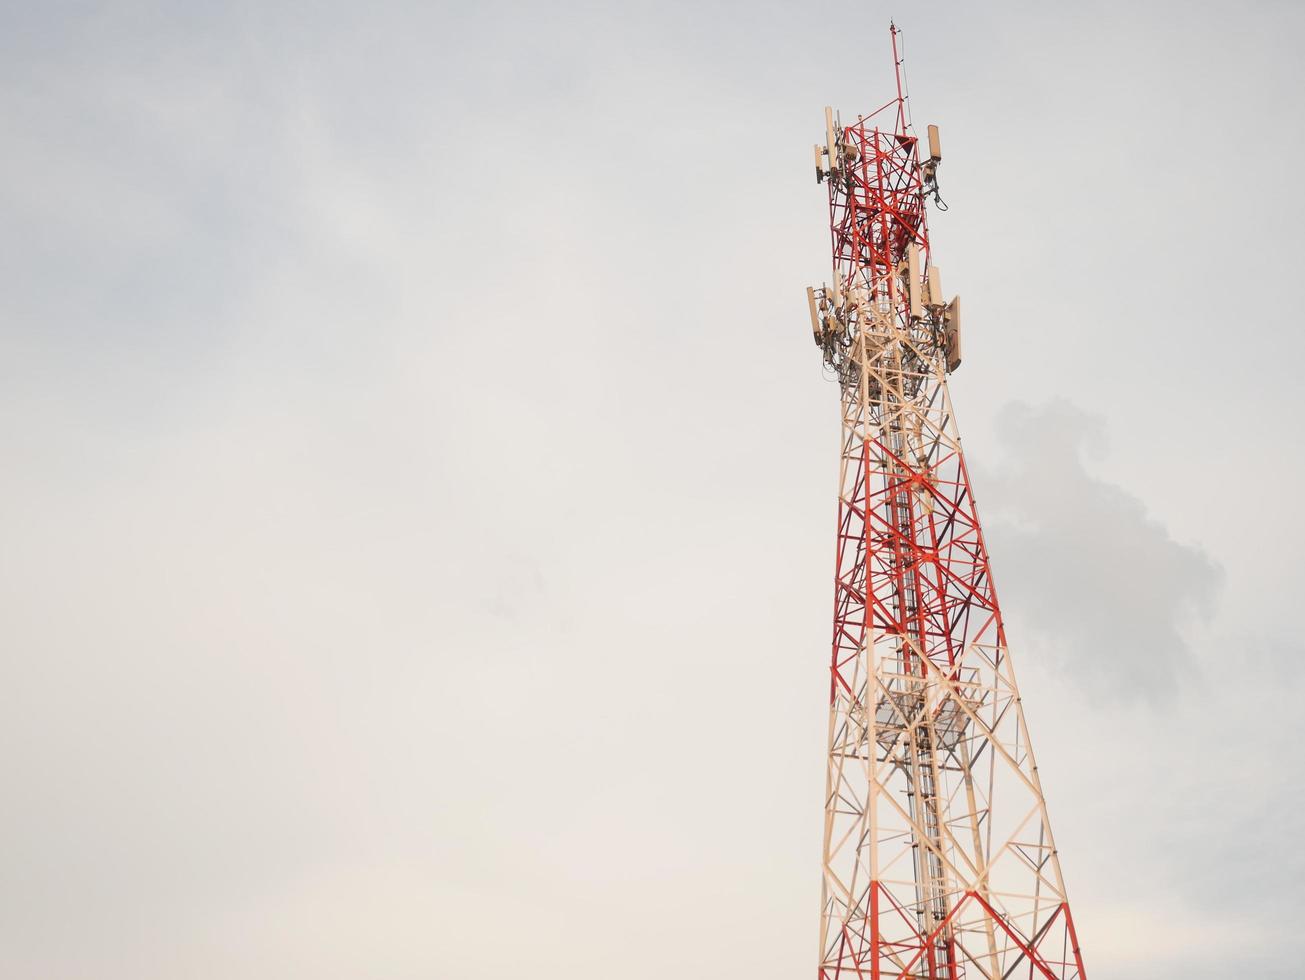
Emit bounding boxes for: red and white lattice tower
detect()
[804,26,1086,980]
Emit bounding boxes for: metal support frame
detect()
[808,25,1087,980]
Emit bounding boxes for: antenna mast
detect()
[890,21,907,133]
[805,26,1087,980]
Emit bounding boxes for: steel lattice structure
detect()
[804,27,1086,980]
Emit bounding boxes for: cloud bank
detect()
[975,400,1221,701]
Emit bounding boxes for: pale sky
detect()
[2,2,1302,978]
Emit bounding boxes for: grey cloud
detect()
[975,400,1221,701]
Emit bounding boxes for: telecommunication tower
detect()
[805,25,1086,979]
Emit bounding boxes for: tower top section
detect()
[806,26,959,384]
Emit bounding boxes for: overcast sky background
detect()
[2,1,1302,977]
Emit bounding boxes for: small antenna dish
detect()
[944,296,962,372]
[824,107,838,175]
[906,245,922,320]
[925,266,944,308]
[806,286,823,345]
